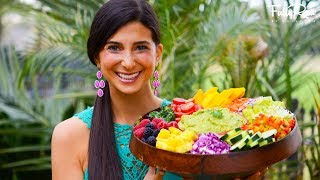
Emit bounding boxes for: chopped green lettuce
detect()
[242,96,293,123]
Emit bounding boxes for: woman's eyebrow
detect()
[105,41,121,45]
[105,41,151,45]
[134,41,151,45]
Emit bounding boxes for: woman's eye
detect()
[136,45,148,51]
[107,45,120,51]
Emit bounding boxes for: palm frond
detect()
[0,46,85,173]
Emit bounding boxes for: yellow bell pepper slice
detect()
[228,87,246,101]
[193,89,204,104]
[201,91,219,108]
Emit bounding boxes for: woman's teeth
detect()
[117,72,140,80]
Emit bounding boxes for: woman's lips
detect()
[116,71,141,83]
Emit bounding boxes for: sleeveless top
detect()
[73,99,181,180]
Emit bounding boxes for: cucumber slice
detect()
[220,127,241,141]
[247,137,262,148]
[259,140,269,147]
[230,135,250,151]
[246,132,261,145]
[258,138,265,143]
[259,136,276,147]
[265,137,276,143]
[242,145,251,151]
[251,132,262,142]
[262,129,277,139]
[229,131,249,144]
[248,130,254,136]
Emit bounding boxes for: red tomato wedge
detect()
[174,112,187,118]
[194,104,202,111]
[172,98,187,105]
[176,106,182,112]
[186,98,195,103]
[170,104,177,111]
[180,102,195,113]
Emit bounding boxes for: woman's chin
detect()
[113,85,143,96]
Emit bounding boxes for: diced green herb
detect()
[148,105,175,122]
[211,110,223,118]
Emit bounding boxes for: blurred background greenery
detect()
[0,0,319,179]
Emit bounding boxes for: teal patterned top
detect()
[74,99,181,180]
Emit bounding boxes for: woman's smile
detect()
[116,71,142,83]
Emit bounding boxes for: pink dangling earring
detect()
[94,70,105,97]
[152,70,160,96]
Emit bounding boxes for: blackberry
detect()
[146,136,156,146]
[143,127,154,139]
[145,122,155,129]
[153,129,161,137]
[141,137,147,143]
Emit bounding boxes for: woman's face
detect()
[97,21,163,95]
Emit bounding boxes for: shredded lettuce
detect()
[242,96,294,123]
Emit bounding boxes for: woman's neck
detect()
[109,86,162,125]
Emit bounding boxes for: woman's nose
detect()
[121,52,136,70]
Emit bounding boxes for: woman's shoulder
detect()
[52,117,90,146]
[73,107,94,128]
[52,106,93,144]
[51,117,89,178]
[51,117,90,159]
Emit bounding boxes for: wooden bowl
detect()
[129,120,302,179]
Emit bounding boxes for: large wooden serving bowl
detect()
[129,119,302,179]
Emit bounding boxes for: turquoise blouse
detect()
[74,99,181,180]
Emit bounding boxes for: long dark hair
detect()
[87,0,160,179]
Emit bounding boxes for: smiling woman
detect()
[99,21,163,96]
[51,0,179,180]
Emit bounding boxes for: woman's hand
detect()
[144,167,165,180]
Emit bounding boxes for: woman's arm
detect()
[51,118,88,180]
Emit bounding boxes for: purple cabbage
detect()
[190,133,230,155]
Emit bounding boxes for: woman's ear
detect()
[95,59,101,69]
[156,43,163,65]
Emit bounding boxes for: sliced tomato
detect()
[172,98,187,105]
[180,102,195,113]
[185,110,195,115]
[193,104,202,111]
[186,98,195,103]
[174,111,187,118]
[175,118,181,122]
[170,104,177,111]
[184,108,196,115]
[176,106,182,112]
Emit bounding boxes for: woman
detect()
[51,0,265,179]
[52,0,176,179]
